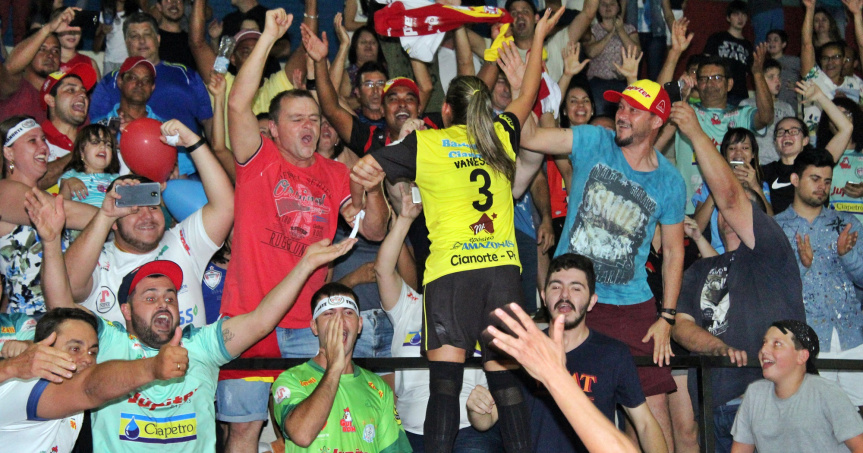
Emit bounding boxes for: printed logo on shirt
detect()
[394,405,402,426]
[451,241,463,250]
[0,326,14,334]
[470,213,495,235]
[203,268,222,290]
[362,424,376,443]
[857,167,863,178]
[179,229,191,256]
[96,287,116,314]
[841,157,851,169]
[126,388,198,411]
[300,377,317,387]
[273,179,331,239]
[367,381,384,399]
[119,412,197,444]
[341,408,356,432]
[274,386,290,404]
[402,331,422,346]
[567,164,656,285]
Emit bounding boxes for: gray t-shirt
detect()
[731,375,863,452]
[777,55,801,107]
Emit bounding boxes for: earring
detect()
[8,162,13,172]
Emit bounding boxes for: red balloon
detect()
[120,118,177,183]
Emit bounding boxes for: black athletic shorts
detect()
[422,265,523,363]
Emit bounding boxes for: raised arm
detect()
[59,181,139,303]
[487,304,639,453]
[206,74,235,183]
[304,24,355,144]
[188,0,216,83]
[374,190,422,311]
[801,0,816,76]
[670,102,755,248]
[25,188,77,312]
[751,43,775,130]
[220,238,356,357]
[557,41,591,93]
[798,80,853,161]
[37,328,188,420]
[454,27,476,76]
[228,9,293,163]
[411,59,434,114]
[1,8,77,98]
[505,6,566,126]
[657,18,693,86]
[847,0,863,72]
[328,13,352,91]
[159,120,234,245]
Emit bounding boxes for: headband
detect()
[4,119,40,147]
[312,295,359,321]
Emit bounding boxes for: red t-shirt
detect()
[60,53,96,73]
[547,156,568,219]
[0,78,47,124]
[220,136,350,369]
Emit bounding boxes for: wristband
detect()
[306,78,316,91]
[304,13,318,19]
[659,308,677,316]
[660,316,676,326]
[186,138,207,154]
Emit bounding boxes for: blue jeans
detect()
[590,78,628,118]
[713,401,741,453]
[276,326,320,358]
[406,425,504,453]
[353,309,394,358]
[639,33,667,82]
[751,8,785,45]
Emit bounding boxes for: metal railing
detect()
[222,356,863,453]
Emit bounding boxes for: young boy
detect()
[740,58,795,165]
[730,320,863,452]
[765,29,801,107]
[703,0,754,106]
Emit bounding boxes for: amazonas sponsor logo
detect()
[119,412,197,444]
[460,240,514,250]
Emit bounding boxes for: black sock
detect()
[486,369,532,453]
[424,361,465,453]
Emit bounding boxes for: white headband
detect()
[312,295,359,321]
[4,119,40,147]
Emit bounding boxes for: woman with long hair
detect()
[813,7,843,48]
[0,116,98,314]
[692,128,772,253]
[584,0,639,116]
[349,8,564,453]
[340,25,387,108]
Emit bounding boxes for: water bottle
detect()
[213,36,236,74]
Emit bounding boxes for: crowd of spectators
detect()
[2,0,863,452]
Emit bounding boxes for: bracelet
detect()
[660,316,676,326]
[306,78,317,91]
[659,308,677,316]
[304,13,318,19]
[186,138,207,154]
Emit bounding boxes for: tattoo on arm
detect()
[222,327,235,343]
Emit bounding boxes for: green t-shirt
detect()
[91,317,234,452]
[0,313,36,353]
[273,360,412,453]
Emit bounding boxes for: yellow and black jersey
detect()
[371,112,522,284]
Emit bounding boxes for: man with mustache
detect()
[154,0,195,70]
[467,253,667,452]
[775,148,863,409]
[37,63,98,190]
[0,8,76,126]
[56,119,234,329]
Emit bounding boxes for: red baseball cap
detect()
[39,63,98,109]
[118,56,157,79]
[603,79,671,123]
[118,260,183,304]
[383,77,420,98]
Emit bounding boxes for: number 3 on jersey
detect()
[471,168,493,212]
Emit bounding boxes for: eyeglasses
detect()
[697,74,726,83]
[361,80,386,89]
[821,54,844,62]
[775,127,803,137]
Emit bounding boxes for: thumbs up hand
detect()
[154,326,189,380]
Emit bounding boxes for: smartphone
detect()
[664,80,684,104]
[411,186,422,204]
[730,160,745,168]
[116,183,161,207]
[69,10,99,29]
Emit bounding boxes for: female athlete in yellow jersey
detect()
[350,7,565,453]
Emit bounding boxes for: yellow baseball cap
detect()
[603,79,671,123]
